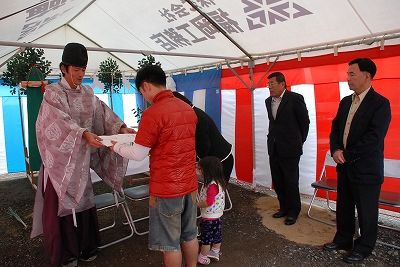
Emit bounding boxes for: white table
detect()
[90,156,149,183]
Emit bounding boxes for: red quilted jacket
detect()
[135,90,198,198]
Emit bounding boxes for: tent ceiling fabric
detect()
[1,0,400,75]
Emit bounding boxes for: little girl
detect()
[197,156,227,265]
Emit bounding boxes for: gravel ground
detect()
[0,173,399,267]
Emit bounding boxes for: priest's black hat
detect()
[61,43,88,67]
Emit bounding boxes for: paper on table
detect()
[99,134,136,146]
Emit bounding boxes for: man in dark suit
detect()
[324,58,391,264]
[265,72,310,226]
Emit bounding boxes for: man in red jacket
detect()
[111,65,198,267]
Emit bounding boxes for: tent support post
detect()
[254,57,280,89]
[18,87,26,158]
[248,60,256,187]
[18,87,37,189]
[225,61,251,90]
[251,58,278,187]
[225,57,279,90]
[226,58,279,187]
[0,41,247,62]
[110,72,114,110]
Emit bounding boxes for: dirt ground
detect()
[1,173,400,267]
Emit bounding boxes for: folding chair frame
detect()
[95,190,134,249]
[308,152,400,250]
[307,151,337,226]
[123,184,150,235]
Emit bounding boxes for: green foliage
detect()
[133,55,159,121]
[131,106,144,124]
[98,57,122,93]
[1,47,52,95]
[137,55,161,70]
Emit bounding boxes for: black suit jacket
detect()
[330,88,391,184]
[193,106,232,160]
[265,90,310,158]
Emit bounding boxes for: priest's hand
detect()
[82,131,105,148]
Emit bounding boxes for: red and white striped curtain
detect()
[221,44,400,197]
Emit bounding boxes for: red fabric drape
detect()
[221,44,400,212]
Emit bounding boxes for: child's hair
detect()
[198,156,227,190]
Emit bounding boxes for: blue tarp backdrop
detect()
[0,77,139,174]
[173,69,222,131]
[0,69,222,174]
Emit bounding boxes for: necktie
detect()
[272,97,281,119]
[343,94,360,149]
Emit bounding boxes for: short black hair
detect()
[349,58,377,78]
[267,72,286,87]
[59,62,71,77]
[135,65,166,92]
[172,91,192,106]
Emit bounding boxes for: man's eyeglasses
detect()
[268,82,281,87]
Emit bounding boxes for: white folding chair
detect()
[94,190,134,248]
[307,151,337,226]
[123,184,150,235]
[224,187,233,211]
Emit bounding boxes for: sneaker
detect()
[79,247,98,262]
[197,253,211,265]
[80,253,97,262]
[207,250,220,261]
[62,257,78,267]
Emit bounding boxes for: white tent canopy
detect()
[1,0,400,76]
[1,1,400,195]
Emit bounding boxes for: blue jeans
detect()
[148,191,197,252]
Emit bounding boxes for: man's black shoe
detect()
[343,251,366,264]
[323,242,352,251]
[272,211,287,218]
[284,216,297,225]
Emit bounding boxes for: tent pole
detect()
[17,85,26,151]
[67,24,138,71]
[17,86,32,187]
[227,58,279,188]
[251,32,400,61]
[184,0,253,59]
[251,58,279,188]
[109,72,114,110]
[0,41,247,62]
[225,61,251,90]
[254,57,280,89]
[225,57,279,90]
[0,47,25,68]
[248,60,256,188]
